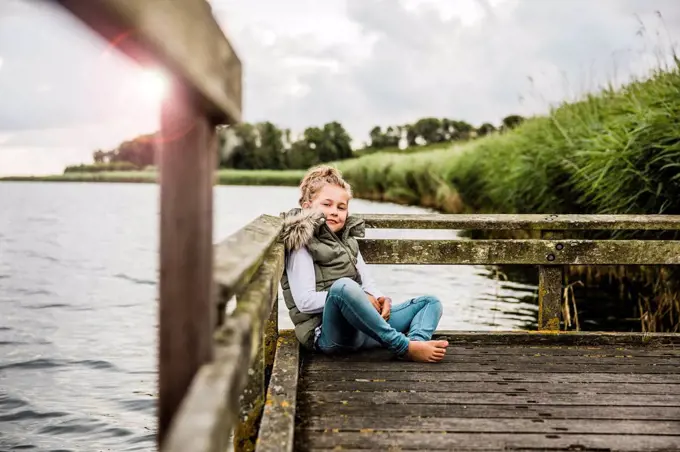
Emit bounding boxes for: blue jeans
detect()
[316,277,443,356]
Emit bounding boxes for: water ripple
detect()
[0,409,68,422]
[113,273,155,286]
[25,303,70,310]
[118,398,156,414]
[0,358,118,372]
[0,394,28,410]
[18,288,54,296]
[23,250,59,263]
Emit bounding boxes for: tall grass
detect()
[339,62,680,332]
[340,64,680,217]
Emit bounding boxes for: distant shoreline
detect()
[0,169,304,187]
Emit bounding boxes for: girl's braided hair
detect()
[298,165,352,206]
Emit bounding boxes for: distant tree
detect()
[384,126,401,147]
[477,122,497,137]
[502,114,525,130]
[413,117,441,144]
[405,124,418,147]
[256,122,286,169]
[227,123,258,169]
[451,120,474,141]
[325,121,353,160]
[369,126,386,148]
[93,149,105,163]
[286,137,319,169]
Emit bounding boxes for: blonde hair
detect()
[299,165,352,206]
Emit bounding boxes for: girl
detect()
[279,165,448,362]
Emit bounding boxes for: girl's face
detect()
[304,183,350,233]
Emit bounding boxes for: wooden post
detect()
[158,79,216,445]
[538,230,563,330]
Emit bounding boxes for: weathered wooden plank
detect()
[306,350,679,366]
[302,380,680,395]
[214,214,283,321]
[299,402,680,420]
[395,345,680,357]
[307,344,680,358]
[162,312,253,452]
[233,244,284,451]
[303,390,680,406]
[301,417,680,435]
[157,81,216,442]
[299,431,680,451]
[359,238,680,265]
[54,0,242,122]
[303,370,680,384]
[359,213,680,230]
[309,355,678,366]
[256,331,300,452]
[305,361,679,374]
[430,331,680,346]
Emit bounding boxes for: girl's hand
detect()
[378,297,391,320]
[366,293,382,313]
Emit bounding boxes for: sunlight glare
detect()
[138,69,169,103]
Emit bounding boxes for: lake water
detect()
[0,182,537,451]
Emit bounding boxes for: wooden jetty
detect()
[52,2,680,451]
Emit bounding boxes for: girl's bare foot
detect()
[406,340,449,362]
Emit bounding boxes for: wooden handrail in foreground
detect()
[162,215,284,452]
[50,0,243,445]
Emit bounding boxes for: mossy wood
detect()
[538,230,563,330]
[162,235,284,452]
[256,331,300,452]
[359,239,680,265]
[359,213,680,230]
[54,0,242,122]
[214,215,283,325]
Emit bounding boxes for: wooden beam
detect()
[53,0,241,122]
[256,330,300,452]
[358,213,680,230]
[158,81,216,444]
[359,239,680,265]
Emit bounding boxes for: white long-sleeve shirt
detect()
[285,246,384,315]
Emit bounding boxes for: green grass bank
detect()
[340,65,680,217]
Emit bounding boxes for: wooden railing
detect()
[359,213,680,330]
[162,213,680,451]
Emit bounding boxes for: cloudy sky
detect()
[0,0,678,175]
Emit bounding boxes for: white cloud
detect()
[0,0,679,173]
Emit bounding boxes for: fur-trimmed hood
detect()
[279,207,365,251]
